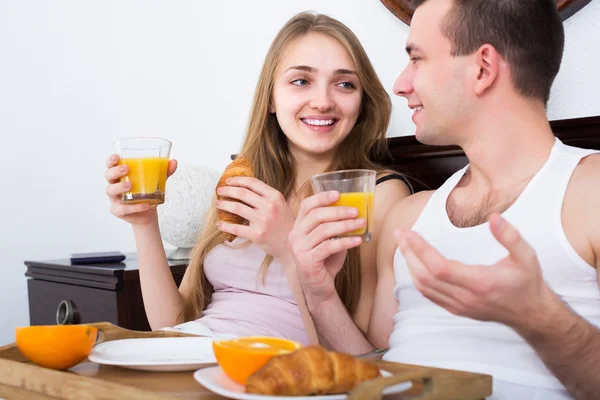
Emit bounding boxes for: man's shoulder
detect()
[563,153,600,221]
[574,152,600,173]
[563,153,600,266]
[386,190,435,230]
[377,190,436,264]
[569,153,600,193]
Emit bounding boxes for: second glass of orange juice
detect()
[114,137,172,205]
[310,169,376,242]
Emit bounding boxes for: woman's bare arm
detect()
[132,216,187,330]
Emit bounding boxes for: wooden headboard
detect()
[380,0,595,25]
[382,115,600,192]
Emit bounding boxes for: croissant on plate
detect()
[216,156,255,242]
[245,345,381,396]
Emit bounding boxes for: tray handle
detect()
[89,322,201,345]
[348,370,433,400]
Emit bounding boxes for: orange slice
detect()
[213,336,302,385]
[15,325,98,370]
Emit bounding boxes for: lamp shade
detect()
[158,165,220,258]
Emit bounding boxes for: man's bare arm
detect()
[514,293,600,400]
[367,190,432,347]
[519,154,600,399]
[352,178,411,333]
[366,213,401,349]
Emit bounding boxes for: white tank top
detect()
[385,139,600,391]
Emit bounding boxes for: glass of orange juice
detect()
[310,169,376,242]
[114,137,172,205]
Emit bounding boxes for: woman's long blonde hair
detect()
[182,12,393,322]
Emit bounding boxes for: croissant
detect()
[245,345,381,396]
[216,156,255,242]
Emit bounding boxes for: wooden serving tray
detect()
[0,322,492,399]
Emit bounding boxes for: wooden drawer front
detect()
[28,279,118,326]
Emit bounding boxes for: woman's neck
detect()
[294,163,329,191]
[290,151,333,193]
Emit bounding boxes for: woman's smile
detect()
[300,116,339,132]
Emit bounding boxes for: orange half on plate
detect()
[212,337,302,385]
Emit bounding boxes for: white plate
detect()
[193,366,412,400]
[88,337,216,371]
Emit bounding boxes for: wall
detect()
[1,0,598,345]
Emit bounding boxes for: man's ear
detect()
[474,44,500,95]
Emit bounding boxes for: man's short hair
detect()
[413,0,564,104]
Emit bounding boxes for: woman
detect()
[104,11,411,345]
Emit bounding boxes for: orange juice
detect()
[118,157,169,204]
[330,192,374,239]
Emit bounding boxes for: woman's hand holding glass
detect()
[216,177,296,263]
[105,154,178,226]
[289,191,366,303]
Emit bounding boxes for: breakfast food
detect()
[216,156,255,241]
[212,336,302,385]
[245,345,381,395]
[15,325,98,370]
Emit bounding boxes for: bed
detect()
[383,115,600,192]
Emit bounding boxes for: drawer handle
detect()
[56,300,81,325]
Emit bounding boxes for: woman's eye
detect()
[411,57,421,64]
[337,81,356,89]
[291,79,309,86]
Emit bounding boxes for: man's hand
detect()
[395,213,559,328]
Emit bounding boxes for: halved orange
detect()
[15,325,98,370]
[213,336,302,385]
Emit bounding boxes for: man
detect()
[289,0,600,398]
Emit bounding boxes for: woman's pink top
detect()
[198,238,309,345]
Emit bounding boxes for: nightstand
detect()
[24,253,188,331]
